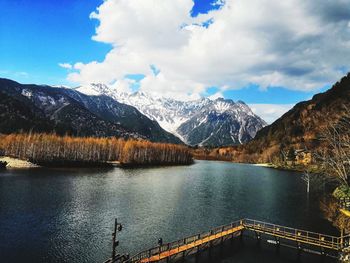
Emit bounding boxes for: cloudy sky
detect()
[2,0,350,123]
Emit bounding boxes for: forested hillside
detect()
[194,73,350,165]
[0,78,182,144]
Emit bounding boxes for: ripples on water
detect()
[0,160,338,262]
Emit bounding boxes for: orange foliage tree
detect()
[0,133,193,166]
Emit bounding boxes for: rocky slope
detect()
[177,98,266,146]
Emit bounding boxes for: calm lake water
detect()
[0,160,338,263]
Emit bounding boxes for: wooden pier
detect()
[140,224,244,263]
[105,218,350,263]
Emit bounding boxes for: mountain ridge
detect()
[0,78,182,144]
[76,84,267,146]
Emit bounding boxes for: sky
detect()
[1,0,350,123]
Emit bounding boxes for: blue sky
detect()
[0,0,215,83]
[0,0,346,122]
[0,0,108,84]
[0,0,221,84]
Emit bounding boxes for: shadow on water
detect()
[183,236,337,263]
[0,160,339,263]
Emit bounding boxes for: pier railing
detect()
[243,219,342,250]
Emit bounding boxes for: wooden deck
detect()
[125,219,350,263]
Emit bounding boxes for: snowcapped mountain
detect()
[178,98,266,146]
[77,84,208,134]
[76,84,267,146]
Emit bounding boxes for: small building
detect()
[295,149,312,165]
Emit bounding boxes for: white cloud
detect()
[67,0,350,99]
[110,78,135,93]
[208,92,224,100]
[59,63,73,69]
[249,104,294,124]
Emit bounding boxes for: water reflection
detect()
[0,161,338,263]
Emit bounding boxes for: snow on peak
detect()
[73,83,266,143]
[52,85,71,89]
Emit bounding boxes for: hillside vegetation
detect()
[194,73,350,166]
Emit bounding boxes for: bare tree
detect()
[318,111,350,186]
[0,133,193,166]
[302,170,311,193]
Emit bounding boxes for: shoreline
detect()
[0,156,40,169]
[0,156,194,169]
[195,157,310,172]
[252,163,277,168]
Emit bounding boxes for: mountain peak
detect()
[75,83,267,146]
[76,83,121,98]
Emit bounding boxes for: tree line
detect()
[0,133,193,166]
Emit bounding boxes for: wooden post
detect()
[182,238,186,262]
[166,243,170,263]
[275,237,280,254]
[221,226,224,244]
[255,231,261,245]
[208,233,212,259]
[195,239,199,263]
[297,242,302,258]
[209,230,213,252]
[158,237,163,261]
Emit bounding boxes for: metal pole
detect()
[112,218,117,261]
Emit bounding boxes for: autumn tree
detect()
[0,133,193,166]
[318,113,350,186]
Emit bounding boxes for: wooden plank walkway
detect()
[140,225,244,263]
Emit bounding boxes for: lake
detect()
[0,160,338,262]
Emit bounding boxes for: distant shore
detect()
[252,163,277,168]
[251,162,309,172]
[0,156,194,169]
[194,158,310,172]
